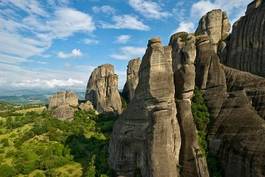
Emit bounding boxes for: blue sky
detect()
[0,0,251,92]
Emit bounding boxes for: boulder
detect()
[51,104,75,121]
[109,38,181,177]
[79,101,94,112]
[85,64,122,115]
[122,58,141,102]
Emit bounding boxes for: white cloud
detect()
[110,46,145,60]
[92,5,116,14]
[14,78,84,88]
[116,35,131,44]
[83,38,99,45]
[0,63,95,89]
[191,0,250,22]
[47,8,95,38]
[174,21,195,33]
[128,0,171,19]
[101,15,150,31]
[0,6,95,64]
[58,49,83,59]
[3,0,48,16]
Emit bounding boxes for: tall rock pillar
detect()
[109,38,181,177]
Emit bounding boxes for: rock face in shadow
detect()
[209,90,265,177]
[109,38,181,177]
[85,64,122,115]
[220,0,265,77]
[122,58,141,102]
[196,9,231,53]
[223,65,265,120]
[48,91,79,121]
[195,35,227,120]
[170,32,209,177]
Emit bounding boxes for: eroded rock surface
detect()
[122,58,141,102]
[85,64,122,115]
[79,101,94,112]
[109,38,181,177]
[196,9,231,52]
[170,32,209,177]
[221,0,265,77]
[195,35,227,119]
[48,91,78,110]
[48,91,79,121]
[209,90,265,177]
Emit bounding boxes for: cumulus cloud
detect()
[0,63,95,89]
[0,4,95,64]
[101,15,150,31]
[110,46,145,60]
[191,0,250,22]
[128,0,171,19]
[116,35,131,44]
[92,5,116,15]
[58,49,83,59]
[174,0,250,34]
[173,21,195,33]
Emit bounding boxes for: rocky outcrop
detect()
[48,91,79,121]
[195,35,227,120]
[122,58,141,102]
[223,65,265,119]
[208,90,265,177]
[85,64,122,115]
[170,32,209,177]
[79,101,94,112]
[196,9,231,52]
[220,0,265,77]
[109,38,181,177]
[48,91,78,110]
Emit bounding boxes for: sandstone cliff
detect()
[122,58,141,102]
[48,91,79,121]
[220,0,265,77]
[85,64,122,115]
[108,1,265,177]
[109,38,181,177]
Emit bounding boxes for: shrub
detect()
[0,164,17,177]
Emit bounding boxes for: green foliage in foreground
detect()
[0,103,116,177]
[191,88,223,177]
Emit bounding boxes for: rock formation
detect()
[79,100,94,112]
[109,1,265,177]
[109,38,181,177]
[122,58,141,102]
[48,91,79,121]
[170,32,209,177]
[48,91,78,110]
[196,9,231,53]
[220,0,265,77]
[85,64,122,115]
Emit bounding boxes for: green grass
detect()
[0,103,116,177]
